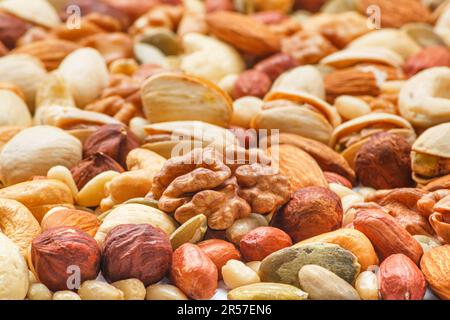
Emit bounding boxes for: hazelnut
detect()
[240,226,292,261]
[197,239,242,278]
[272,187,343,243]
[41,209,101,237]
[233,70,272,99]
[101,224,172,286]
[31,227,101,292]
[355,132,414,190]
[83,124,140,168]
[71,152,124,189]
[254,53,298,81]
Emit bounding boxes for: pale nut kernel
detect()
[78,280,125,300]
[334,95,371,120]
[222,259,261,289]
[231,96,264,128]
[145,284,188,300]
[47,165,79,199]
[112,278,146,300]
[380,80,405,95]
[341,194,365,214]
[52,291,81,300]
[27,283,53,300]
[355,270,379,300]
[28,271,38,285]
[329,183,359,199]
[218,73,239,96]
[129,117,149,141]
[246,261,262,274]
[76,171,120,207]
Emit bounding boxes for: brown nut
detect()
[205,0,235,12]
[240,226,292,261]
[232,70,272,99]
[170,243,218,300]
[31,227,101,292]
[80,32,133,64]
[379,254,426,300]
[197,239,241,278]
[404,46,450,77]
[235,163,291,215]
[101,224,172,286]
[353,208,424,264]
[71,152,124,190]
[355,132,414,190]
[0,11,30,49]
[83,123,140,168]
[254,53,298,81]
[272,187,343,243]
[41,209,100,237]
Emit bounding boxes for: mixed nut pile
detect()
[0,0,450,301]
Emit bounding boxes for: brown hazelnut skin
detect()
[271,187,343,243]
[197,239,241,279]
[355,132,414,190]
[240,226,292,261]
[71,152,124,189]
[83,123,140,168]
[101,224,172,286]
[31,227,101,292]
[0,12,30,49]
[254,53,298,81]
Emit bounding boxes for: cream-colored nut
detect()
[146,284,188,300]
[246,261,262,274]
[0,233,29,300]
[109,58,139,76]
[334,95,371,120]
[0,126,82,186]
[94,204,177,247]
[35,72,76,110]
[380,80,405,95]
[78,280,124,300]
[349,29,421,60]
[413,235,442,252]
[226,214,268,246]
[134,43,168,66]
[355,270,379,300]
[28,271,38,285]
[271,66,326,100]
[0,0,61,28]
[343,207,358,227]
[180,33,245,84]
[112,279,146,300]
[435,3,450,47]
[329,183,357,199]
[58,48,109,107]
[47,166,79,199]
[231,97,264,128]
[27,283,53,300]
[76,171,120,207]
[218,73,239,96]
[129,117,149,141]
[356,187,377,199]
[399,67,450,128]
[222,259,261,289]
[0,54,47,111]
[0,198,41,256]
[0,90,32,127]
[341,194,365,213]
[53,290,81,300]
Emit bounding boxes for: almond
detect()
[353,208,423,265]
[324,64,404,103]
[357,0,431,28]
[206,11,280,56]
[379,254,426,300]
[420,245,450,300]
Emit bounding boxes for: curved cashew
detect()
[0,199,41,256]
[100,149,166,211]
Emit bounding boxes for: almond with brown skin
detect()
[0,11,30,49]
[379,254,426,300]
[353,209,424,264]
[420,245,450,300]
[206,11,280,56]
[170,243,218,300]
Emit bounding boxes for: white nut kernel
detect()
[222,259,261,289]
[27,283,53,300]
[112,279,146,300]
[78,280,124,300]
[145,284,188,300]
